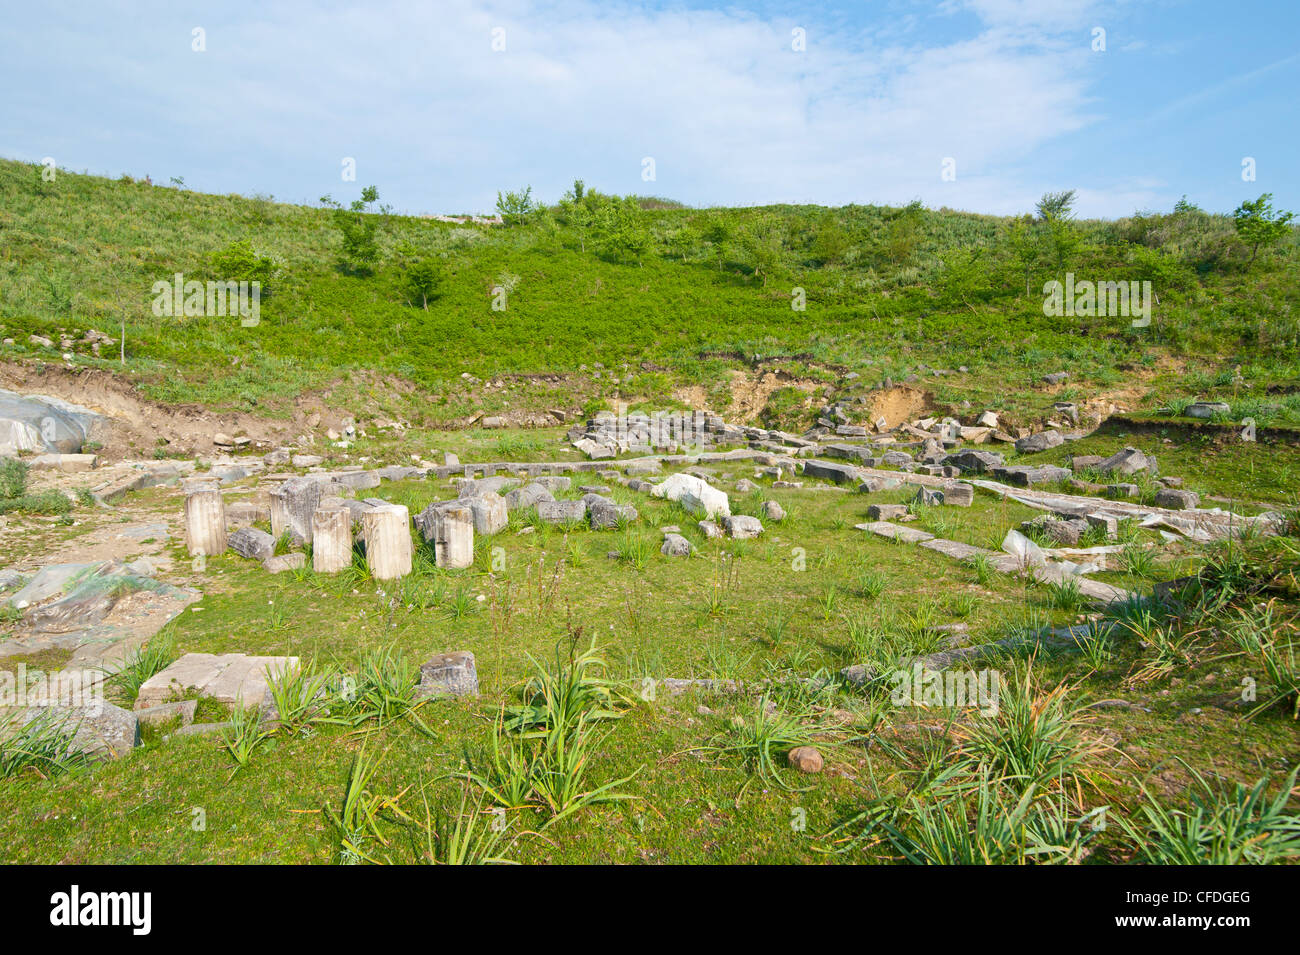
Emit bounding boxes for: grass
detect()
[1119,764,1300,865]
[1,455,1298,863]
[4,158,1300,438]
[0,709,93,780]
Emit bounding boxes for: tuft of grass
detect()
[102,631,177,704]
[958,666,1097,792]
[1119,765,1300,864]
[0,709,93,780]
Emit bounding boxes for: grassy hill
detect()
[1,157,1297,428]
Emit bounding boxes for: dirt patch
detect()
[862,386,932,429]
[673,370,824,424]
[0,361,310,460]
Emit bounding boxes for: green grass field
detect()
[1,159,1298,865]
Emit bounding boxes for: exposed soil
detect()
[862,385,932,429]
[674,368,825,423]
[0,361,304,460]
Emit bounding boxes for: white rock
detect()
[651,473,730,519]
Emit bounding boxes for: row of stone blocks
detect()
[184,482,472,581]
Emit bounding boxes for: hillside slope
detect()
[1,158,1296,431]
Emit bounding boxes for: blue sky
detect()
[2,0,1296,218]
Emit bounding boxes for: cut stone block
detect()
[1085,512,1118,539]
[537,499,587,524]
[363,504,413,579]
[856,521,935,544]
[226,501,271,528]
[135,699,198,728]
[465,494,508,535]
[867,503,909,521]
[1154,488,1200,510]
[590,501,637,530]
[722,514,764,539]
[135,652,299,711]
[184,487,227,556]
[29,453,98,472]
[504,482,555,510]
[943,483,975,506]
[271,476,321,545]
[228,527,274,562]
[264,552,306,574]
[311,506,353,573]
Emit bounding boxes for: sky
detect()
[2,0,1297,218]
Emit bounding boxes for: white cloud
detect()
[3,0,1118,215]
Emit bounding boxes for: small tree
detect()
[1233,193,1296,264]
[592,197,650,265]
[702,220,731,271]
[496,186,536,226]
[740,216,784,286]
[323,186,384,275]
[1036,189,1077,222]
[1005,215,1040,296]
[209,239,278,291]
[398,257,445,309]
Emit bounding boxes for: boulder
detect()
[0,389,108,455]
[0,701,139,759]
[761,500,786,522]
[1096,446,1157,477]
[787,746,824,773]
[660,533,694,557]
[1014,430,1064,454]
[651,473,730,519]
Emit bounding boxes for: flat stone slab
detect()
[855,521,935,544]
[919,538,995,561]
[136,652,299,710]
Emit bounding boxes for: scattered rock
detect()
[415,651,478,699]
[661,533,694,557]
[1154,488,1200,510]
[787,746,824,773]
[1014,430,1064,454]
[228,527,275,562]
[722,515,763,539]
